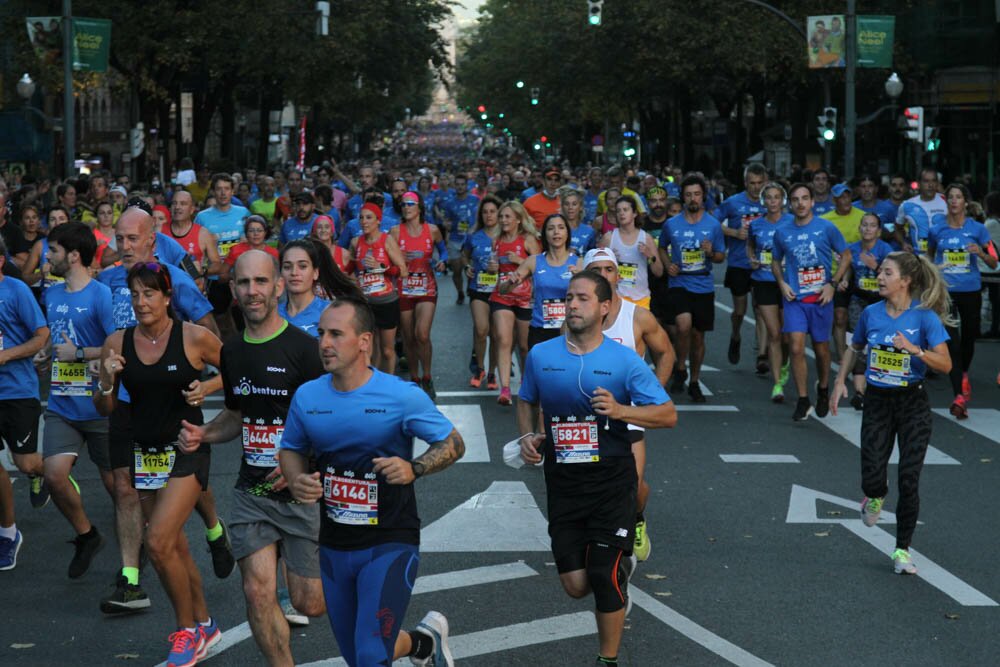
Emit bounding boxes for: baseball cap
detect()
[544,166,562,179]
[109,185,128,197]
[831,183,852,197]
[583,248,618,269]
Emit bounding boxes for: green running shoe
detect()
[633,520,651,562]
[892,548,916,575]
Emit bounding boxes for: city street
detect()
[2,269,999,667]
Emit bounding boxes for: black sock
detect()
[80,526,98,540]
[635,511,645,524]
[597,656,619,666]
[408,629,434,660]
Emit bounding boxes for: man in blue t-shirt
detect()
[441,174,480,304]
[658,174,726,403]
[0,236,51,570]
[811,168,835,216]
[280,191,319,245]
[517,270,675,667]
[853,174,902,248]
[280,296,462,667]
[195,173,249,336]
[771,183,850,422]
[38,222,115,578]
[713,162,768,369]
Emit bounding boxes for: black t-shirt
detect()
[221,321,324,502]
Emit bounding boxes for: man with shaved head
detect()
[178,250,326,665]
[96,206,233,615]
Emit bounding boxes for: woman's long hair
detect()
[886,251,956,326]
[279,238,363,301]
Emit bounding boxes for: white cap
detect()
[583,248,618,269]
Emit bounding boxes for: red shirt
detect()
[162,222,205,263]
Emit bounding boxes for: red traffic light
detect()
[540,135,548,143]
[477,105,486,113]
[904,108,920,119]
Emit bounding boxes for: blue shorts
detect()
[320,543,419,667]
[782,299,834,343]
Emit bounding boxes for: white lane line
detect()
[629,587,775,666]
[698,380,713,397]
[414,404,489,462]
[932,408,1000,445]
[720,454,800,463]
[676,405,739,412]
[301,612,599,667]
[412,562,538,595]
[437,390,497,397]
[811,410,959,465]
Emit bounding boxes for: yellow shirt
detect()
[598,187,647,215]
[821,207,864,244]
[186,181,211,206]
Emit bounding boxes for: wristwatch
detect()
[411,461,425,479]
[75,345,85,362]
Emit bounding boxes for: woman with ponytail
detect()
[829,251,952,576]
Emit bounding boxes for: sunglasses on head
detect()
[401,201,418,207]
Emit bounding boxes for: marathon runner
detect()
[583,248,676,562]
[195,173,250,337]
[440,174,479,304]
[830,251,952,575]
[523,167,563,228]
[177,250,327,665]
[560,186,596,257]
[463,194,502,389]
[810,168,835,216]
[310,215,352,274]
[821,183,864,364]
[95,262,224,667]
[395,191,446,398]
[517,270,676,667]
[770,183,851,421]
[899,168,946,255]
[166,190,224,288]
[280,296,464,667]
[598,195,663,310]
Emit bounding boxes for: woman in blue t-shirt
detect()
[829,251,952,576]
[462,194,503,389]
[926,183,997,418]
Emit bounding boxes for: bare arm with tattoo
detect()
[373,428,466,485]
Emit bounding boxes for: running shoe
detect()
[68,527,104,579]
[950,394,969,420]
[770,383,784,403]
[198,617,222,658]
[469,369,485,388]
[456,293,465,305]
[778,361,790,388]
[688,383,706,403]
[497,387,512,406]
[207,519,236,579]
[669,370,687,394]
[100,575,151,614]
[892,548,917,575]
[410,611,454,667]
[792,397,813,422]
[398,355,409,372]
[850,392,865,411]
[422,377,437,400]
[814,383,830,418]
[29,475,50,508]
[728,337,740,365]
[165,628,200,667]
[755,356,769,376]
[486,373,498,390]
[860,497,883,527]
[961,372,971,401]
[633,521,651,562]
[0,529,23,571]
[278,588,309,627]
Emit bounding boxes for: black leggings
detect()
[945,290,981,395]
[860,384,932,549]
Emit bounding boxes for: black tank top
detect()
[121,320,203,447]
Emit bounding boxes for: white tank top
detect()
[609,228,649,300]
[603,298,637,352]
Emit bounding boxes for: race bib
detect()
[476,271,498,293]
[869,344,911,386]
[797,265,825,293]
[542,299,566,329]
[133,445,176,491]
[218,240,239,259]
[859,276,879,293]
[942,250,970,273]
[323,469,379,525]
[681,248,705,273]
[457,221,470,234]
[551,416,600,464]
[401,272,428,297]
[759,249,772,266]
[51,361,92,397]
[918,238,928,253]
[242,422,283,468]
[361,271,388,296]
[618,263,638,287]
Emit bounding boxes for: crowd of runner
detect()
[0,154,998,666]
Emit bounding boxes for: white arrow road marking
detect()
[810,410,959,465]
[786,485,997,606]
[412,561,538,595]
[421,481,551,552]
[414,404,490,462]
[932,408,1000,445]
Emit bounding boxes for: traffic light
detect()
[130,122,145,158]
[816,107,837,146]
[903,106,924,142]
[530,87,540,106]
[925,126,940,151]
[540,135,548,143]
[515,80,524,89]
[477,105,486,113]
[588,0,603,26]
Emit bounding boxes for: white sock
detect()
[0,524,16,540]
[199,617,212,627]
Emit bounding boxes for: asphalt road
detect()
[3,270,999,667]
